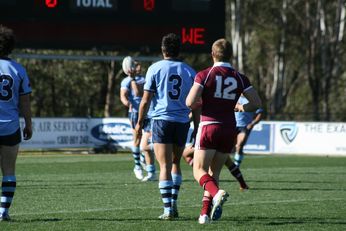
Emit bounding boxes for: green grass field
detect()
[1,152,346,231]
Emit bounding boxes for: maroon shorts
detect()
[195,122,236,153]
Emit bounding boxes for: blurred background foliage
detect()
[13,0,346,121]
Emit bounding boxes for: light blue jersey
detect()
[144,59,195,123]
[235,95,263,127]
[147,98,156,119]
[0,58,32,135]
[120,75,145,112]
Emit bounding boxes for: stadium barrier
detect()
[19,118,346,156]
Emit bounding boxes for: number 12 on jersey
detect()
[214,75,237,100]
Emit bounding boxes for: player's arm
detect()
[190,106,201,144]
[186,83,203,109]
[120,88,130,107]
[19,94,33,140]
[247,110,263,130]
[236,87,262,112]
[186,83,203,144]
[135,90,153,144]
[137,91,153,127]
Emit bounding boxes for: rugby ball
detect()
[122,56,135,75]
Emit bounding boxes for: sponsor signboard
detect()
[273,122,346,155]
[88,118,133,149]
[20,118,90,149]
[243,123,272,154]
[19,118,346,156]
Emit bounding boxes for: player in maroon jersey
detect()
[186,38,262,224]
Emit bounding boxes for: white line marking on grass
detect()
[12,197,345,217]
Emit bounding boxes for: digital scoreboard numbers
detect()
[0,0,225,52]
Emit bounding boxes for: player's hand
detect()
[23,126,33,140]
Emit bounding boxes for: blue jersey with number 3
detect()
[0,58,32,135]
[144,59,195,123]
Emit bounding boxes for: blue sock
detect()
[1,175,16,215]
[146,164,156,175]
[171,174,182,205]
[131,146,141,169]
[159,180,173,214]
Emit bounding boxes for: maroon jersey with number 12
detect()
[194,62,252,126]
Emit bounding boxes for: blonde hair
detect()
[212,38,232,62]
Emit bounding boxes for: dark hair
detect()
[161,33,180,57]
[0,25,15,57]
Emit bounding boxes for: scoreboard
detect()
[0,0,225,52]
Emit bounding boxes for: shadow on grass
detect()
[10,218,63,223]
[221,216,346,226]
[12,216,346,226]
[18,182,144,190]
[11,216,197,223]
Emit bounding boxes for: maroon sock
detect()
[199,174,219,197]
[200,195,212,215]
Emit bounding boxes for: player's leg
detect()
[170,121,189,218]
[0,130,21,221]
[224,155,249,191]
[194,148,225,223]
[234,128,247,166]
[205,124,236,222]
[208,151,230,221]
[171,144,184,218]
[141,131,156,181]
[152,120,175,219]
[193,123,228,198]
[193,123,226,223]
[198,190,212,224]
[154,143,174,219]
[132,129,143,180]
[0,144,19,221]
[130,112,143,180]
[193,148,223,197]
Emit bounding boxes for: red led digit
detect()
[143,0,155,11]
[45,0,58,8]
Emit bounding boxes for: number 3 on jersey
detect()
[0,75,14,101]
[214,75,237,100]
[168,74,182,100]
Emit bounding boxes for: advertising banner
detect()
[243,122,272,154]
[88,118,133,150]
[20,118,90,149]
[273,122,346,155]
[19,118,346,156]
